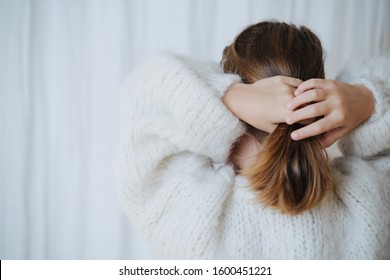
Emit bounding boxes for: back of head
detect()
[222,21,332,215]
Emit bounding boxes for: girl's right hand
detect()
[286,79,375,147]
[223,76,302,133]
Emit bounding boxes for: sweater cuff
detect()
[177,91,246,164]
[171,65,246,163]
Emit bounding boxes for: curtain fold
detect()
[1,0,389,259]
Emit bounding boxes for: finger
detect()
[279,76,303,88]
[294,78,328,96]
[290,117,334,140]
[287,89,327,110]
[286,101,329,124]
[320,127,346,148]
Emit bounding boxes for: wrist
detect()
[223,82,248,118]
[355,84,375,121]
[223,82,278,133]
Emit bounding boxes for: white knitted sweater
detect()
[116,53,390,259]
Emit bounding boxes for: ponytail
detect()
[244,123,332,215]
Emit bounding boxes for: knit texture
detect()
[116,53,390,259]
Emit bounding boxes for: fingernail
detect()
[291,132,299,140]
[287,102,293,110]
[286,115,292,124]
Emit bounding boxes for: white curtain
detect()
[1,0,389,259]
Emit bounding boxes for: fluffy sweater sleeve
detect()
[116,53,245,258]
[336,56,390,157]
[331,56,390,258]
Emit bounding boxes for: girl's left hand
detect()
[285,79,375,147]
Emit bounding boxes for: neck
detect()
[230,133,262,172]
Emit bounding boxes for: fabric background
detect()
[1,0,389,259]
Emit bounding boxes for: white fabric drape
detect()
[0,0,389,259]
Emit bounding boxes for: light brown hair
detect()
[222,21,332,215]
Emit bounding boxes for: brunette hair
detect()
[222,21,332,215]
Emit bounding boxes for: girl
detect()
[116,21,390,259]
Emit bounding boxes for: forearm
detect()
[223,83,274,133]
[223,76,301,133]
[336,56,390,156]
[124,53,244,162]
[118,52,246,213]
